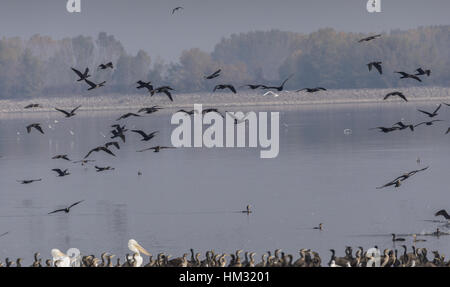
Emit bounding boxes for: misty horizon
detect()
[1,0,449,61]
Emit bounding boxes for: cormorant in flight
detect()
[48,200,84,215]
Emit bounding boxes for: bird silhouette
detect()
[417,104,441,118]
[48,200,84,215]
[55,106,81,118]
[367,62,382,74]
[71,67,91,81]
[52,169,70,177]
[383,91,408,102]
[213,84,237,94]
[26,123,44,134]
[131,130,159,141]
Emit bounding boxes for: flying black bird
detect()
[370,126,399,133]
[261,74,293,91]
[0,231,9,238]
[240,84,265,90]
[395,71,422,82]
[71,67,91,81]
[297,87,327,93]
[202,108,224,117]
[48,200,84,215]
[415,68,431,77]
[446,127,450,135]
[358,34,381,42]
[84,146,116,159]
[213,84,237,94]
[136,81,153,91]
[367,61,382,74]
[104,141,120,150]
[85,79,106,91]
[435,209,450,220]
[52,154,70,161]
[376,166,429,189]
[98,62,114,70]
[24,104,41,109]
[17,179,42,184]
[95,166,115,172]
[383,91,408,102]
[137,146,175,153]
[415,120,443,128]
[26,123,44,134]
[393,122,414,131]
[138,106,162,114]
[172,6,183,14]
[116,113,141,121]
[52,169,70,177]
[204,69,221,80]
[417,104,441,118]
[110,125,127,143]
[132,130,159,141]
[443,103,450,107]
[55,105,81,118]
[150,86,174,101]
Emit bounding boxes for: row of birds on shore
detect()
[2,241,450,267]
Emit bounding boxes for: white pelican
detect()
[127,239,151,267]
[51,249,71,267]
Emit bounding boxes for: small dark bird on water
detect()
[383,91,408,102]
[55,106,81,118]
[414,120,443,128]
[84,146,116,159]
[435,209,450,220]
[395,71,422,82]
[85,79,106,91]
[98,62,114,70]
[137,146,175,153]
[95,166,115,172]
[48,200,84,215]
[415,68,431,77]
[367,61,382,74]
[71,67,91,81]
[17,179,42,184]
[213,84,237,94]
[52,154,70,161]
[262,74,293,91]
[204,69,221,80]
[172,6,183,14]
[24,104,41,109]
[52,168,70,177]
[358,34,381,42]
[392,233,406,242]
[297,87,327,93]
[417,104,441,118]
[313,223,323,231]
[131,130,159,141]
[116,113,141,121]
[26,123,44,134]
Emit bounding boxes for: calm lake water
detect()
[0,102,449,264]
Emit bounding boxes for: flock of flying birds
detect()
[2,13,450,266]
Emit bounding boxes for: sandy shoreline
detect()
[1,86,449,114]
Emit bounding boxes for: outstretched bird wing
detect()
[51,169,64,176]
[131,130,149,139]
[55,108,71,117]
[162,89,174,101]
[84,79,97,89]
[71,67,83,78]
[68,200,84,209]
[48,208,66,215]
[417,109,433,117]
[71,105,82,114]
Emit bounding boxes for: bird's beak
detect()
[134,242,150,256]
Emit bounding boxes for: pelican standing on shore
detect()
[127,239,151,267]
[51,249,71,267]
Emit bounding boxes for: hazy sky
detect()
[0,0,449,62]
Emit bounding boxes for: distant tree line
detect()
[0,26,449,99]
